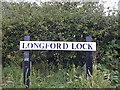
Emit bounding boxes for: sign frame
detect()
[21,35,96,88]
[20,41,96,51]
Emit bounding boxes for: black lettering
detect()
[72,43,76,49]
[45,43,50,49]
[27,43,33,48]
[34,43,39,48]
[63,43,68,49]
[76,43,82,49]
[88,44,92,49]
[50,43,56,49]
[83,43,87,49]
[57,43,61,49]
[39,43,41,48]
[31,43,33,48]
[22,43,25,48]
[41,43,45,49]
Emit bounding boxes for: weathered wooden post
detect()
[23,36,30,89]
[86,36,93,77]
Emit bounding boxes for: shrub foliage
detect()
[2,1,120,87]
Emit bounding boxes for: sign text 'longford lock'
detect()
[20,36,96,89]
[20,41,96,51]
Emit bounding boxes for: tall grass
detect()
[2,64,115,88]
[2,65,25,88]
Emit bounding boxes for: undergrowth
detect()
[2,64,117,88]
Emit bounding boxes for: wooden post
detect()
[86,36,93,77]
[23,36,30,89]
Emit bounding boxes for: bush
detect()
[63,65,113,88]
[2,64,114,88]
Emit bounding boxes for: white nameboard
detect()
[20,41,96,51]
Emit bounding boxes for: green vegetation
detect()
[1,1,120,88]
[2,64,115,88]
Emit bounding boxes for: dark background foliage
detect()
[2,1,120,86]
